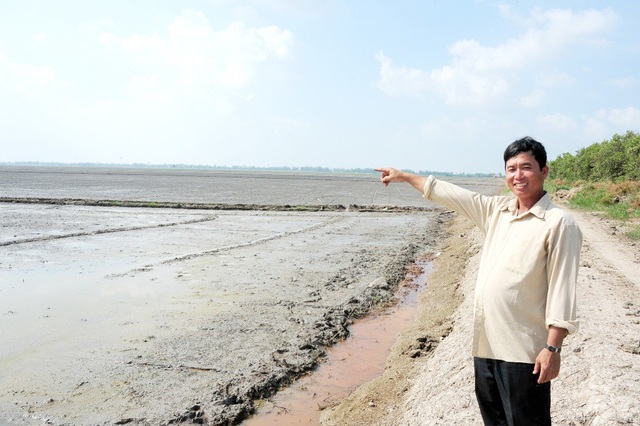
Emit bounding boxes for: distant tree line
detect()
[418,170,497,178]
[0,161,495,178]
[549,130,640,182]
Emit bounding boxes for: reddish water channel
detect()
[244,260,433,425]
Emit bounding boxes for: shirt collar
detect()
[505,192,551,219]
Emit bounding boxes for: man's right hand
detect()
[374,167,404,186]
[375,168,427,193]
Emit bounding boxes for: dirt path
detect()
[322,208,640,425]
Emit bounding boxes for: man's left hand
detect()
[533,349,561,384]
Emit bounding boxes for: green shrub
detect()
[549,131,640,182]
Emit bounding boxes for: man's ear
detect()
[542,165,549,179]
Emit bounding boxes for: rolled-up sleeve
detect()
[545,220,583,335]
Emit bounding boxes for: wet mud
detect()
[0,167,503,425]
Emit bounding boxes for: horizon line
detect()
[0,161,500,177]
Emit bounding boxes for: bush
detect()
[549,131,640,182]
[547,132,639,240]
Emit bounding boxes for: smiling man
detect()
[376,137,582,425]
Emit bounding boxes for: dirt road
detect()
[323,208,640,425]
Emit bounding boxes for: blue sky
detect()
[1,1,638,174]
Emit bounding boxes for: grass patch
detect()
[626,225,640,240]
[549,179,640,241]
[568,181,640,221]
[545,180,572,193]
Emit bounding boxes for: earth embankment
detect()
[322,208,640,425]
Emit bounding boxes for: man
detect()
[376,137,582,425]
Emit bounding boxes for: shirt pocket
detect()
[500,227,546,277]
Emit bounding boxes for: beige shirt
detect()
[423,176,582,363]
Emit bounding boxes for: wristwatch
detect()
[545,344,562,353]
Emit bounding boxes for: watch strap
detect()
[545,344,561,353]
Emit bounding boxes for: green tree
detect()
[548,131,639,182]
[622,130,640,179]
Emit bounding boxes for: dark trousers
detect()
[474,357,551,426]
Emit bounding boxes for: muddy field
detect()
[0,167,502,425]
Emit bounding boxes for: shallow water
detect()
[245,261,432,425]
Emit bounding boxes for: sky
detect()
[1,1,639,174]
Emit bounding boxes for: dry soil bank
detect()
[322,208,640,425]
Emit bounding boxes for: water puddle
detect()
[244,258,433,425]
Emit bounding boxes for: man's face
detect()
[505,151,549,201]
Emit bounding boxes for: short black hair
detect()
[503,136,547,169]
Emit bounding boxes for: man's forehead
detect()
[506,151,535,165]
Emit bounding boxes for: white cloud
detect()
[248,0,341,16]
[376,51,509,105]
[13,63,58,87]
[596,107,640,128]
[584,117,609,141]
[255,25,294,59]
[33,32,48,44]
[537,113,577,132]
[540,108,639,149]
[606,77,638,89]
[530,8,616,47]
[520,88,546,108]
[430,64,509,106]
[101,9,294,100]
[0,52,68,96]
[578,108,640,143]
[375,51,429,98]
[377,7,617,106]
[534,70,575,89]
[422,115,494,141]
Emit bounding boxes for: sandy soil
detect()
[322,207,640,425]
